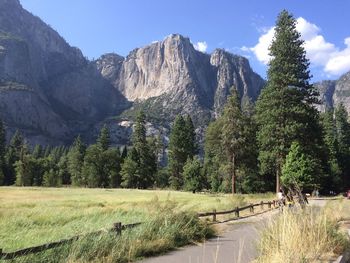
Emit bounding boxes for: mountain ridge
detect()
[2,0,350,146]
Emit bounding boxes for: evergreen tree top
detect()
[268,10,318,103]
[10,130,23,150]
[97,124,110,151]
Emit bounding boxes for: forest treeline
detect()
[0,10,350,194]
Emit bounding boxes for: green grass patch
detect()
[0,187,274,262]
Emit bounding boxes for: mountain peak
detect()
[164,33,190,41]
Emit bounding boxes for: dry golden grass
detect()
[256,199,350,263]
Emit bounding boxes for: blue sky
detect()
[20,0,350,81]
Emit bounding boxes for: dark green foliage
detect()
[183,157,203,193]
[43,169,61,187]
[83,144,103,188]
[0,119,5,185]
[320,110,342,191]
[14,144,31,186]
[255,10,321,192]
[121,146,128,162]
[4,130,23,185]
[168,115,197,189]
[97,124,110,151]
[43,145,51,157]
[121,111,157,189]
[103,148,121,188]
[184,115,198,159]
[204,118,224,192]
[334,104,350,189]
[168,115,187,189]
[121,148,139,188]
[67,136,86,186]
[32,144,43,159]
[221,88,245,193]
[154,168,169,188]
[281,142,320,191]
[83,145,121,188]
[203,88,259,193]
[58,155,71,185]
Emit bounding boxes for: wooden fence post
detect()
[250,204,254,213]
[268,201,271,209]
[260,201,264,210]
[113,222,122,235]
[213,209,216,222]
[235,207,239,217]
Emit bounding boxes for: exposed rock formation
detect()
[315,72,350,113]
[96,34,265,126]
[333,72,350,113]
[0,1,268,146]
[314,80,336,112]
[0,0,128,144]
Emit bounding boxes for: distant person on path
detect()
[277,188,285,211]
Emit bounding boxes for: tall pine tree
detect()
[221,88,245,194]
[121,111,157,189]
[97,124,110,151]
[168,115,197,189]
[4,130,23,185]
[67,136,86,186]
[255,10,321,192]
[334,104,350,189]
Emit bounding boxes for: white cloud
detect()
[194,41,208,53]
[249,27,275,64]
[325,37,350,75]
[247,17,350,77]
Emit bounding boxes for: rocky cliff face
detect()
[0,1,266,146]
[333,72,350,113]
[315,72,350,114]
[210,49,265,115]
[314,80,336,112]
[96,34,265,126]
[0,0,128,144]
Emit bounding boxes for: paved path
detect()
[141,210,277,263]
[140,199,328,263]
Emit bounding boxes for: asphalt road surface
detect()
[140,199,328,263]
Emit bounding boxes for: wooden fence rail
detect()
[0,222,142,260]
[1,199,276,260]
[197,200,277,222]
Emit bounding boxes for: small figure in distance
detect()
[277,188,285,211]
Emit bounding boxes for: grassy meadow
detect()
[0,187,274,262]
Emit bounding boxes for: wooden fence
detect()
[0,222,142,260]
[0,200,276,260]
[197,200,277,221]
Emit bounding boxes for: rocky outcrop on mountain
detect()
[314,80,336,112]
[97,34,265,126]
[333,72,350,113]
[210,49,265,115]
[314,72,350,114]
[0,0,128,144]
[0,1,266,145]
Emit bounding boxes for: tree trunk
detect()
[232,154,235,194]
